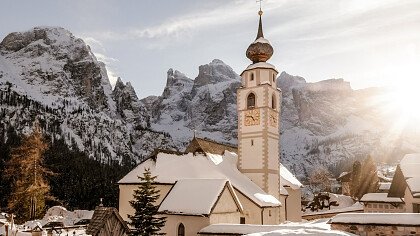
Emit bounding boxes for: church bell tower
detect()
[237,10,281,200]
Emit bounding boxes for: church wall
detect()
[119,184,172,222]
[279,195,287,222]
[262,207,280,225]
[235,190,262,224]
[239,137,264,169]
[267,173,280,200]
[285,187,302,221]
[210,212,240,225]
[267,138,279,170]
[160,214,209,236]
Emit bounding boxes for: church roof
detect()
[119,151,281,207]
[158,179,243,216]
[280,164,302,190]
[86,207,129,236]
[388,153,420,198]
[185,137,237,155]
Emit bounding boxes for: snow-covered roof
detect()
[253,37,271,44]
[158,179,242,215]
[398,153,420,197]
[360,193,403,203]
[379,182,391,191]
[243,62,277,72]
[329,213,420,226]
[280,164,302,189]
[119,151,281,207]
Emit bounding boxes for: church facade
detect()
[118,9,302,235]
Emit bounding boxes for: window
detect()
[271,94,276,109]
[247,93,256,109]
[240,217,246,224]
[251,139,254,146]
[269,210,272,216]
[250,73,254,81]
[272,74,275,82]
[178,223,185,236]
[413,204,420,213]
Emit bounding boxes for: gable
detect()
[212,184,242,214]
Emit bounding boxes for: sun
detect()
[390,84,420,121]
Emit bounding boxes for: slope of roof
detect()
[158,179,242,215]
[388,153,420,198]
[86,207,129,235]
[360,193,403,203]
[119,151,280,207]
[185,137,237,155]
[280,164,302,189]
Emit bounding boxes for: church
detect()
[118,9,302,236]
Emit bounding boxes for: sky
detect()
[1,0,420,98]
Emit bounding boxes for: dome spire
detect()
[256,10,264,39]
[246,3,273,64]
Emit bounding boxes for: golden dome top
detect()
[246,11,273,64]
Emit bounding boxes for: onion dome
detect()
[246,10,274,63]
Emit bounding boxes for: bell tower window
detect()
[247,93,256,109]
[271,94,276,110]
[250,73,254,81]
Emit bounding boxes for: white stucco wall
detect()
[161,215,209,236]
[285,187,302,222]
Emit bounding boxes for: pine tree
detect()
[4,123,53,223]
[128,168,166,236]
[350,156,379,199]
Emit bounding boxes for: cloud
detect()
[84,0,284,42]
[81,36,120,87]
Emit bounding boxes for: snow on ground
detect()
[199,219,355,235]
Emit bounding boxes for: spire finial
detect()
[256,0,264,39]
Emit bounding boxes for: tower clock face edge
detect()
[244,109,260,126]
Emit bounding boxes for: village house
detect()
[388,153,420,213]
[359,193,405,213]
[118,8,303,236]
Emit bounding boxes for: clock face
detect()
[269,111,278,127]
[244,109,260,126]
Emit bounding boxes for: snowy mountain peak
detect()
[0,26,75,53]
[194,59,240,87]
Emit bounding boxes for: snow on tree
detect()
[4,123,53,223]
[128,168,166,236]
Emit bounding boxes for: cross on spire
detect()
[256,0,264,39]
[256,0,263,13]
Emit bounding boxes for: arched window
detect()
[271,94,276,109]
[247,93,256,109]
[250,73,254,81]
[178,223,185,236]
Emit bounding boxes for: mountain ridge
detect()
[1,26,419,179]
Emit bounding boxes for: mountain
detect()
[1,27,419,180]
[0,27,175,163]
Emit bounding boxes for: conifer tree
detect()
[350,156,379,199]
[128,168,166,236]
[4,123,53,223]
